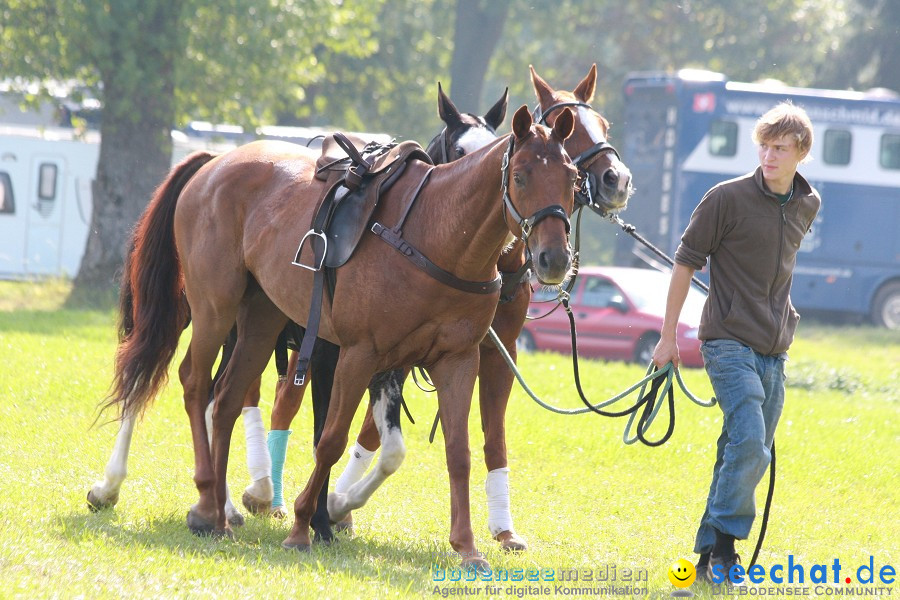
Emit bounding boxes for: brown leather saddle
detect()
[294,133,433,269]
[289,132,432,385]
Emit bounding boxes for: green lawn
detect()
[0,280,897,599]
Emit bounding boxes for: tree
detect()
[1,0,381,302]
[448,0,510,109]
[815,0,900,92]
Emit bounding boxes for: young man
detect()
[652,102,821,583]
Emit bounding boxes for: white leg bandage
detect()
[242,407,271,482]
[334,441,376,494]
[486,467,514,537]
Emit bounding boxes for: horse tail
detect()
[104,151,215,420]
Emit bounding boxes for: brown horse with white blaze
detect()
[106,105,576,569]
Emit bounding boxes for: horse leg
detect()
[239,375,273,517]
[479,340,527,551]
[199,326,248,526]
[309,339,340,542]
[283,349,373,551]
[180,325,236,535]
[428,350,489,571]
[266,348,310,518]
[327,369,405,524]
[330,402,380,533]
[208,292,288,535]
[87,412,136,511]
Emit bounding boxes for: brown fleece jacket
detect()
[675,167,821,355]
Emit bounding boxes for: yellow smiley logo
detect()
[668,558,696,588]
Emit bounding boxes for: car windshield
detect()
[610,270,706,321]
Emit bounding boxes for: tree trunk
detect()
[449,0,509,111]
[69,2,180,304]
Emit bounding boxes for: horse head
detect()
[530,64,632,215]
[426,83,509,163]
[505,104,577,285]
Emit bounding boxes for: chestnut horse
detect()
[105,105,576,569]
[283,64,633,551]
[85,84,508,530]
[239,82,511,522]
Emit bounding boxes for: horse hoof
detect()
[270,505,289,519]
[86,489,117,512]
[241,490,272,516]
[281,540,311,552]
[495,530,528,552]
[332,518,354,537]
[313,529,337,545]
[462,556,491,575]
[326,492,350,524]
[211,527,235,540]
[226,510,245,528]
[186,508,216,536]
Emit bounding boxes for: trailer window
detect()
[0,172,13,214]
[709,120,737,157]
[880,134,900,170]
[38,163,58,200]
[823,129,851,165]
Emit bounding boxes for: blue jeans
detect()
[694,339,787,555]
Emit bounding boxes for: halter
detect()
[532,101,622,214]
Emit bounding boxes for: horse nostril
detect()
[539,251,550,271]
[602,168,619,188]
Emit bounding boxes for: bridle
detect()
[533,101,622,215]
[498,133,571,249]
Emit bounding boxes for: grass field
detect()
[0,280,897,599]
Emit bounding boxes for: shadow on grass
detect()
[58,508,440,588]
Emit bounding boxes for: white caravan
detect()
[0,126,99,278]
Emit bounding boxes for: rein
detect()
[534,101,622,212]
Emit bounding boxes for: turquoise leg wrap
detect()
[267,429,292,508]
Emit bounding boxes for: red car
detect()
[518,266,706,368]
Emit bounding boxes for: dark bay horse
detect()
[107,105,576,569]
[85,84,508,529]
[306,64,633,551]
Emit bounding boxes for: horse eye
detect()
[454,146,465,157]
[513,172,522,185]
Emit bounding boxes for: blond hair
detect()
[752,102,814,162]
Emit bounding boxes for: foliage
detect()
[2,0,896,296]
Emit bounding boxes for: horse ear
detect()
[512,104,533,139]
[530,65,556,108]
[483,87,508,131]
[437,82,462,124]
[573,64,597,103]
[552,107,574,141]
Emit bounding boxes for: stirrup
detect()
[292,229,327,271]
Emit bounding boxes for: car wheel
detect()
[871,281,900,330]
[634,333,660,365]
[517,330,536,353]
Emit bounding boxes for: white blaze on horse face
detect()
[576,106,632,194]
[456,127,497,156]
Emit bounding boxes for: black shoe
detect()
[694,559,711,584]
[708,553,747,587]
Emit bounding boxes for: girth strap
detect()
[370,167,501,295]
[371,223,502,295]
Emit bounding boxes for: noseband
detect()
[533,102,622,214]
[499,134,571,245]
